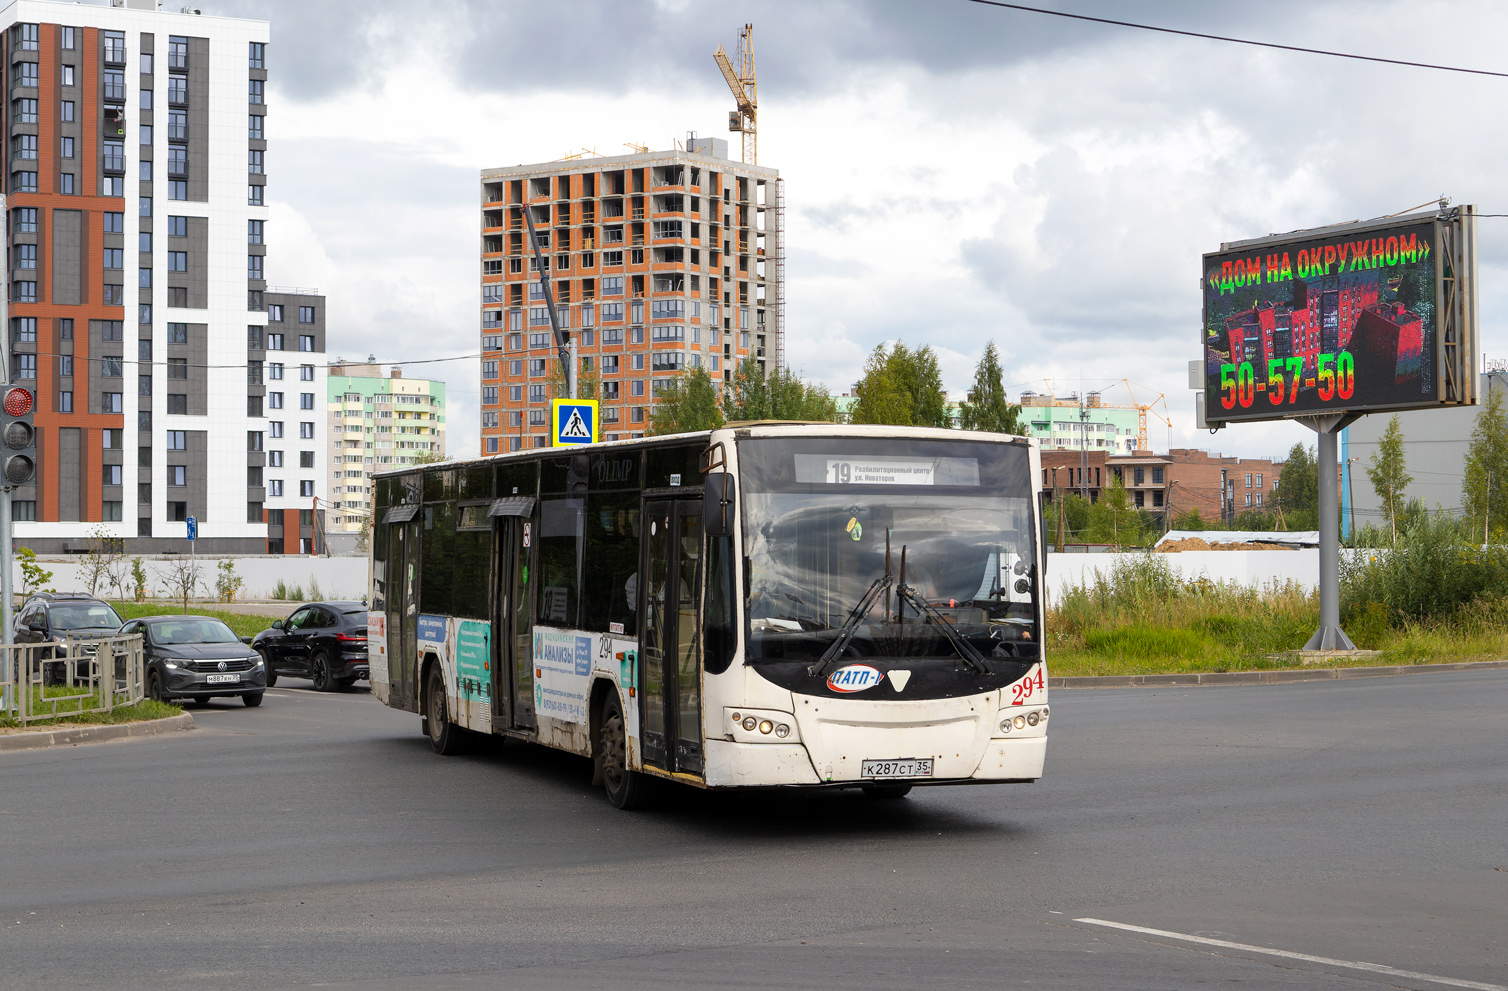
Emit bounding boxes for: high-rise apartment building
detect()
[479,140,781,452]
[324,359,444,542]
[0,1,316,553]
[257,288,328,554]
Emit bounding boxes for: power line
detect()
[963,0,1508,79]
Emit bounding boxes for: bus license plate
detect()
[205,673,240,684]
[861,758,933,779]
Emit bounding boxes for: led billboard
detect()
[1201,208,1477,425]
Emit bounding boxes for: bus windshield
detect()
[738,437,1038,665]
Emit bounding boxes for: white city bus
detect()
[368,424,1049,808]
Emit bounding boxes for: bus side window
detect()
[704,534,736,673]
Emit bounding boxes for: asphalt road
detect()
[2,669,1505,991]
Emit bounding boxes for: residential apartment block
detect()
[325,360,444,538]
[0,1,316,553]
[1018,391,1141,454]
[255,288,327,555]
[1041,448,1288,523]
[479,141,781,452]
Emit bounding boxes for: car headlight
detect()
[251,655,264,667]
[165,661,179,670]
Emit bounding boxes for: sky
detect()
[216,0,1508,461]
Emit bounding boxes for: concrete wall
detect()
[1045,549,1320,603]
[17,555,368,603]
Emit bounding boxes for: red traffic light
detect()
[4,387,33,417]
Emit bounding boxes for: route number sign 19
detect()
[1201,207,1479,426]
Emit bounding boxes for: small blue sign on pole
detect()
[186,516,197,541]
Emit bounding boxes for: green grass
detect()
[1046,553,1508,677]
[1,695,181,730]
[109,602,271,640]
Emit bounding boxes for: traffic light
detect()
[2,386,36,486]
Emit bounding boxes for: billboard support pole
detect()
[1301,413,1357,651]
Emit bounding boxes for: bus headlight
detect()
[1026,711,1039,726]
[727,708,799,743]
[758,720,773,735]
[742,716,758,731]
[1014,715,1026,729]
[774,723,790,738]
[999,718,1012,733]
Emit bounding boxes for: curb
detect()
[1052,659,1508,689]
[0,712,195,752]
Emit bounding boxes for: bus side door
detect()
[492,513,535,732]
[640,499,704,776]
[386,518,420,713]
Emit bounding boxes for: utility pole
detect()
[1051,466,1064,552]
[523,204,574,401]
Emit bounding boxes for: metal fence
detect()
[0,634,145,726]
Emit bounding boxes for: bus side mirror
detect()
[704,472,735,537]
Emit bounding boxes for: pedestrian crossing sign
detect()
[551,399,598,446]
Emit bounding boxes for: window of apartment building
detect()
[529,358,546,377]
[165,430,186,451]
[168,323,188,344]
[299,480,314,498]
[268,363,283,380]
[631,380,644,397]
[299,364,314,381]
[14,23,39,51]
[248,255,263,280]
[1152,467,1164,484]
[1245,473,1253,488]
[248,431,264,451]
[267,304,284,322]
[269,480,283,497]
[57,391,73,412]
[11,317,36,343]
[298,306,315,324]
[11,354,36,380]
[168,250,187,272]
[103,247,123,270]
[13,207,36,232]
[481,386,498,405]
[268,392,283,409]
[300,451,314,468]
[249,79,264,105]
[249,42,266,69]
[167,394,187,414]
[248,184,262,205]
[1244,493,1253,508]
[103,464,123,487]
[100,356,123,378]
[528,385,547,403]
[11,172,37,193]
[12,98,36,124]
[631,353,645,370]
[167,357,187,380]
[1255,492,1264,507]
[482,361,498,379]
[101,392,123,413]
[249,114,263,140]
[299,335,314,351]
[248,220,263,245]
[508,385,522,402]
[268,451,283,467]
[300,393,314,410]
[300,422,314,439]
[1256,473,1263,487]
[269,421,283,438]
[168,74,187,105]
[267,333,284,350]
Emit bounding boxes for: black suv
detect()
[15,593,125,684]
[253,601,369,692]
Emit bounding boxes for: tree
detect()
[957,342,1024,435]
[1463,384,1508,540]
[648,366,724,435]
[849,344,913,425]
[722,358,839,423]
[410,450,448,466]
[1273,443,1318,515]
[156,556,204,614]
[1171,507,1208,531]
[1365,414,1414,545]
[1083,476,1145,547]
[896,344,949,428]
[17,547,54,597]
[79,526,125,597]
[215,559,244,603]
[547,351,601,404]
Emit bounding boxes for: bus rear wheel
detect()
[426,665,466,756]
[599,695,649,810]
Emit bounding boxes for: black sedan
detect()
[123,616,267,707]
[253,601,369,692]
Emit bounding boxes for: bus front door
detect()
[640,499,704,777]
[386,520,419,712]
[493,515,535,732]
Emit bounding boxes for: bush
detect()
[272,578,288,600]
[1341,512,1508,625]
[308,576,322,602]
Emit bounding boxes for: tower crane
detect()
[714,24,757,164]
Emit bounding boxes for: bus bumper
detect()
[703,740,822,787]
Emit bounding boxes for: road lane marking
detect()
[1074,918,1506,991]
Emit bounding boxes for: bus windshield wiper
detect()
[808,574,891,677]
[895,583,989,674]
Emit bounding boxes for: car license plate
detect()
[861,758,934,779]
[205,673,240,684]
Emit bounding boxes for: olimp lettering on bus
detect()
[1207,230,1430,297]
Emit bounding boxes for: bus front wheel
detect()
[599,695,650,810]
[426,664,466,756]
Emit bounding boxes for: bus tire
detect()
[599,694,649,810]
[861,784,913,800]
[426,663,466,756]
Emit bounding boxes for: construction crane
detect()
[623,141,649,154]
[1034,379,1171,451]
[714,23,757,164]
